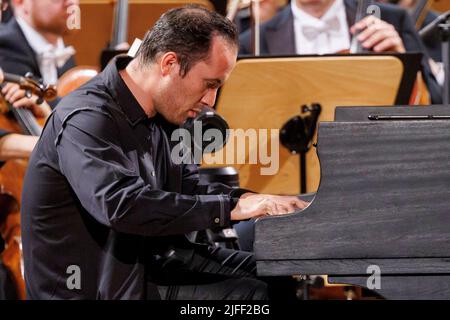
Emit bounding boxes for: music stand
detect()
[212,54,418,195]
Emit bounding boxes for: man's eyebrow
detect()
[205,79,224,86]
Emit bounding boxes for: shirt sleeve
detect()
[180,163,255,222]
[54,108,233,237]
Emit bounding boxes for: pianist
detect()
[20,5,307,300]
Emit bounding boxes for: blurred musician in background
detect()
[379,0,441,60]
[0,0,72,165]
[239,0,443,104]
[381,0,445,89]
[0,0,77,96]
[0,0,51,166]
[0,0,71,299]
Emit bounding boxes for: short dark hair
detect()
[136,5,238,77]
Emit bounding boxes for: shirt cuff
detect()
[216,194,231,227]
[229,187,255,199]
[214,189,257,227]
[230,197,240,212]
[228,188,257,222]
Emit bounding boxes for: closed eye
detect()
[205,79,223,89]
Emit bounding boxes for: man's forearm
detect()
[0,133,38,161]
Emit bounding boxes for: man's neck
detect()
[295,0,336,19]
[38,31,59,46]
[120,59,157,118]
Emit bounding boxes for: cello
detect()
[0,69,57,300]
[57,0,129,96]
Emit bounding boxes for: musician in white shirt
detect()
[239,0,442,103]
[7,0,77,82]
[15,15,75,86]
[291,0,405,54]
[0,0,77,163]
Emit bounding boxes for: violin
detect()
[0,68,56,299]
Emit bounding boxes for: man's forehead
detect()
[198,42,236,73]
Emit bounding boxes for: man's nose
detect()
[200,88,218,107]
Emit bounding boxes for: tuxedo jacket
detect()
[0,17,75,80]
[239,0,442,104]
[421,10,442,63]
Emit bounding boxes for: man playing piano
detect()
[20,5,308,300]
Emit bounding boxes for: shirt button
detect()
[214,218,220,224]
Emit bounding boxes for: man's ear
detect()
[160,52,178,76]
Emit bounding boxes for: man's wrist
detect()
[229,188,255,199]
[229,191,255,211]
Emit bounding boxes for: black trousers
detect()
[149,245,268,300]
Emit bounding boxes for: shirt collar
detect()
[291,0,345,26]
[16,16,66,54]
[103,55,148,127]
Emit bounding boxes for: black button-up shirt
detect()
[21,56,246,299]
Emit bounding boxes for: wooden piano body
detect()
[254,105,450,299]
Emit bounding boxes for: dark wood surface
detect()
[254,106,450,298]
[334,105,450,121]
[257,258,450,276]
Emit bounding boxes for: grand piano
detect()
[254,105,450,299]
